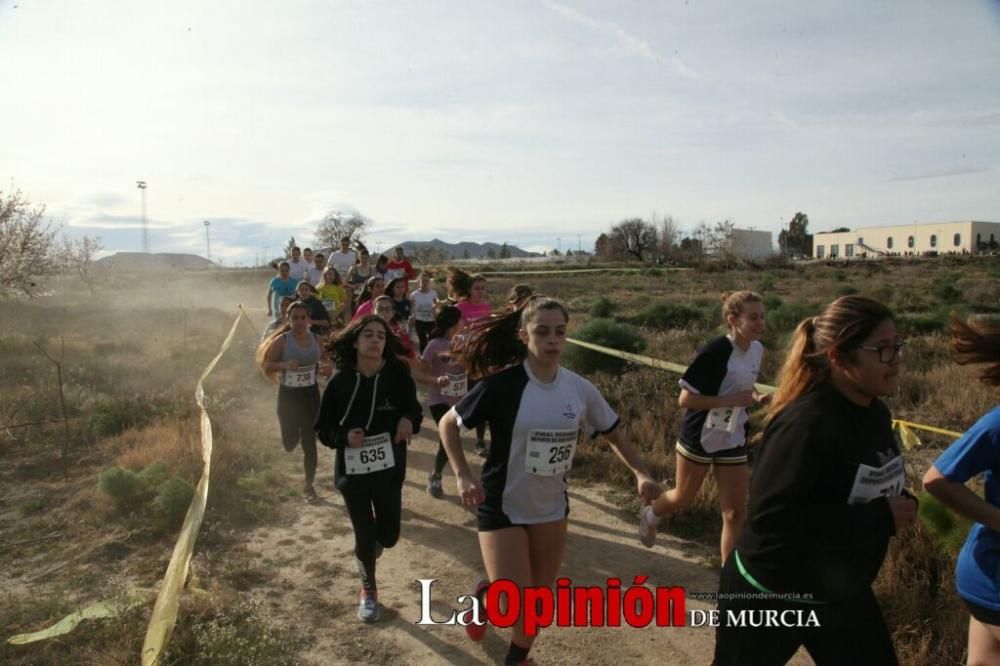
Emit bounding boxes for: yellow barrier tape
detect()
[565,338,963,442]
[7,590,154,645]
[141,311,245,666]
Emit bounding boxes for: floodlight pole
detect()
[136,180,148,253]
[204,220,211,261]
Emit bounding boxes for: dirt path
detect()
[241,425,782,665]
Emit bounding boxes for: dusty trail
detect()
[242,422,773,665]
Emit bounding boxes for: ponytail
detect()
[951,314,1000,387]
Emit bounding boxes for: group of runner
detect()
[256,254,1000,665]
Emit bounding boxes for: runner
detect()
[923,315,1000,665]
[373,295,416,361]
[314,316,422,623]
[639,291,768,562]
[385,276,413,336]
[438,296,661,665]
[505,284,535,311]
[294,281,332,336]
[351,275,387,321]
[713,295,916,665]
[306,251,326,285]
[256,301,333,503]
[261,296,295,342]
[346,248,374,288]
[316,267,350,327]
[384,246,416,282]
[417,304,464,498]
[266,261,297,320]
[373,254,390,281]
[410,271,440,353]
[447,267,492,457]
[287,246,310,281]
[328,237,358,276]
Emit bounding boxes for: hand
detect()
[754,391,773,406]
[346,428,365,448]
[436,376,449,387]
[286,359,300,371]
[318,362,333,379]
[888,495,917,532]
[636,474,662,504]
[724,389,754,407]
[457,473,485,508]
[395,417,413,445]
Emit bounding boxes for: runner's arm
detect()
[924,464,1000,531]
[601,426,661,504]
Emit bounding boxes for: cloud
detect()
[66,213,177,230]
[890,167,991,182]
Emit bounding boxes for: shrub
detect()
[89,396,149,437]
[762,294,783,311]
[564,319,645,375]
[589,295,617,319]
[154,477,195,528]
[627,302,706,329]
[931,280,962,303]
[898,310,950,335]
[138,460,170,490]
[837,285,859,296]
[766,301,819,335]
[99,466,143,511]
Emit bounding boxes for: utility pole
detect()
[204,220,211,262]
[136,180,148,253]
[577,233,582,253]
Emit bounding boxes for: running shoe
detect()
[639,505,658,548]
[464,579,490,642]
[427,473,444,498]
[357,588,381,623]
[474,441,488,459]
[303,483,318,503]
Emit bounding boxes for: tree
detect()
[314,210,369,251]
[414,245,448,267]
[779,211,813,257]
[594,233,616,260]
[707,220,736,258]
[1,190,58,297]
[608,218,658,262]
[499,243,511,259]
[462,247,470,260]
[59,235,103,296]
[657,214,680,260]
[284,236,297,257]
[487,248,497,259]
[550,248,561,257]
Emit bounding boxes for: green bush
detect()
[627,302,706,329]
[590,295,617,319]
[766,301,819,335]
[762,294,783,311]
[564,319,645,375]
[154,477,195,528]
[98,466,143,511]
[89,397,148,437]
[138,460,170,491]
[931,280,962,303]
[838,285,859,296]
[898,309,951,335]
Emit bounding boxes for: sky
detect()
[2,0,999,265]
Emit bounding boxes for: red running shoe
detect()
[464,579,490,642]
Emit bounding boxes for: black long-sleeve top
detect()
[314,360,422,488]
[735,381,901,603]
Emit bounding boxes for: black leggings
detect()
[339,473,403,591]
[429,402,451,476]
[277,385,319,484]
[415,320,434,354]
[713,552,898,665]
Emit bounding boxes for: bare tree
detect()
[315,211,369,251]
[609,218,658,262]
[59,235,103,296]
[657,214,680,260]
[0,190,58,297]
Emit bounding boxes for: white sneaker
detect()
[357,588,381,623]
[639,506,658,548]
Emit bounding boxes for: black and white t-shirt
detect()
[451,361,619,524]
[679,335,763,452]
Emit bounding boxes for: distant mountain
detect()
[95,252,217,272]
[397,239,540,260]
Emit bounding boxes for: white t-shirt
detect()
[328,250,358,276]
[305,265,325,284]
[411,288,439,322]
[287,257,310,281]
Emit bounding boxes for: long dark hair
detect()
[357,274,385,304]
[429,305,462,341]
[255,302,311,381]
[386,276,409,302]
[951,314,1000,387]
[768,296,894,423]
[456,296,569,379]
[327,315,406,371]
[446,266,485,300]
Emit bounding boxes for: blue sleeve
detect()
[268,277,278,290]
[934,408,1000,483]
[453,377,493,431]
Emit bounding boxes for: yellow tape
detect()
[141,311,245,666]
[892,419,962,440]
[7,590,152,645]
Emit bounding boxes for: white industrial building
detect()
[727,228,773,260]
[813,220,1000,259]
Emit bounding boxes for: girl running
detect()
[346,248,374,288]
[505,284,535,312]
[314,316,422,623]
[639,291,768,562]
[924,315,1000,665]
[373,295,416,361]
[385,275,413,332]
[410,271,440,353]
[713,295,916,665]
[351,275,386,321]
[294,281,332,335]
[316,267,350,327]
[447,267,492,457]
[438,296,661,666]
[374,254,390,280]
[256,301,333,503]
[266,261,297,319]
[418,305,464,498]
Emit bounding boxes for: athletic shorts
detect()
[675,439,748,465]
[964,598,1000,626]
[477,498,569,532]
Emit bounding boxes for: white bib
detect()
[441,373,467,398]
[415,304,435,322]
[345,432,396,475]
[525,429,578,476]
[283,365,317,388]
[322,299,336,312]
[847,456,905,505]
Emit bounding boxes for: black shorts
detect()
[477,498,569,532]
[675,439,748,465]
[964,597,1000,625]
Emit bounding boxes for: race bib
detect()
[847,456,905,505]
[705,406,742,434]
[415,304,435,322]
[525,429,578,476]
[345,432,396,475]
[441,373,467,398]
[283,365,316,388]
[322,300,336,312]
